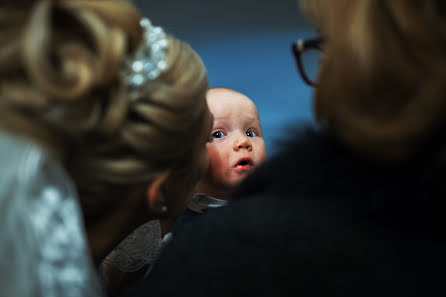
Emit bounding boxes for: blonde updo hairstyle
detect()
[0,0,209,223]
[300,0,446,162]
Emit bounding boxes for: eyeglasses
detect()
[291,37,323,87]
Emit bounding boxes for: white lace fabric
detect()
[102,193,228,274]
[102,220,164,272]
[0,134,103,297]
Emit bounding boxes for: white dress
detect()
[0,134,103,297]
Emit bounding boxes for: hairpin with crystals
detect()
[121,18,168,99]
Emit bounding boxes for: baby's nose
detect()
[233,134,252,151]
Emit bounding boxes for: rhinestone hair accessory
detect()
[121,18,168,98]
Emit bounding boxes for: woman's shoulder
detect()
[235,124,446,201]
[232,126,350,199]
[0,133,103,297]
[0,133,46,180]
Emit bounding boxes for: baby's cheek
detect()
[206,146,226,179]
[255,140,267,162]
[258,148,267,163]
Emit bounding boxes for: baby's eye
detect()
[246,131,256,137]
[212,131,225,139]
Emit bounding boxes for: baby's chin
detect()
[226,172,251,187]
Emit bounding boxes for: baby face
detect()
[204,89,266,190]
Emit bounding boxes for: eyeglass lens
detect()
[301,48,322,85]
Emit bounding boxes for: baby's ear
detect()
[146,171,170,212]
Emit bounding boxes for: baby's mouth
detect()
[234,158,253,172]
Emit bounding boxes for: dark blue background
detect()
[133,0,317,155]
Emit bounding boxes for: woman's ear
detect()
[146,171,170,212]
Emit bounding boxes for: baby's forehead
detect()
[207,92,261,126]
[206,88,259,116]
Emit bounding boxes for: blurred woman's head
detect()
[301,0,446,162]
[0,0,211,259]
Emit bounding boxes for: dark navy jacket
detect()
[126,127,446,297]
